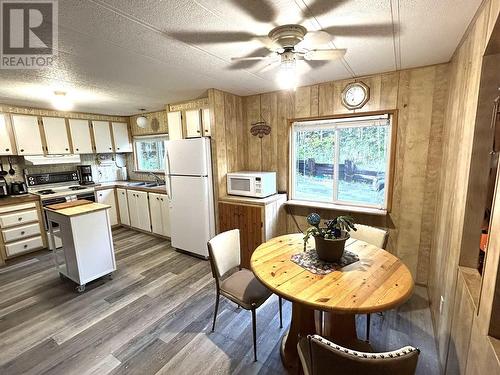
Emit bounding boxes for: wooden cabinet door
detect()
[135,191,151,232]
[149,192,163,235]
[127,190,138,228]
[218,202,263,269]
[185,109,202,138]
[116,188,130,226]
[68,119,93,154]
[0,114,14,155]
[111,122,132,152]
[11,115,44,155]
[167,111,183,140]
[92,121,113,153]
[202,108,211,136]
[96,188,118,226]
[160,195,171,237]
[41,117,70,154]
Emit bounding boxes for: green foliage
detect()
[303,213,357,247]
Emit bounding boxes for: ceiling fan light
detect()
[276,61,298,91]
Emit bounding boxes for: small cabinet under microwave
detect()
[227,172,277,198]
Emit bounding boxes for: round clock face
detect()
[342,82,369,109]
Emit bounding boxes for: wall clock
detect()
[341,81,370,110]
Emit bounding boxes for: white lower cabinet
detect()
[149,192,170,237]
[127,190,151,232]
[116,188,130,226]
[96,189,118,226]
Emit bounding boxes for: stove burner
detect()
[36,189,55,195]
[69,186,86,191]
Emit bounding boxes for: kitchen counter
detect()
[95,181,167,194]
[45,202,111,217]
[219,193,287,206]
[0,194,40,207]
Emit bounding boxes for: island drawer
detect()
[5,236,43,257]
[2,223,41,242]
[0,209,38,228]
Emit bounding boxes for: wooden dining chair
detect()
[349,224,389,341]
[207,229,283,362]
[298,335,420,375]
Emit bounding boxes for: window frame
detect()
[288,110,397,213]
[133,134,168,173]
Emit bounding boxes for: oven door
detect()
[76,192,96,202]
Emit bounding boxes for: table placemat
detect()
[291,249,359,275]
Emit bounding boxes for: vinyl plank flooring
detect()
[0,228,439,375]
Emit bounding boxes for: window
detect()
[133,135,168,172]
[291,114,393,210]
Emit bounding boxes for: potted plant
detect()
[303,213,357,262]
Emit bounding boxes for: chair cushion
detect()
[220,269,272,308]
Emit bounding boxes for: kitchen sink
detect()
[144,182,165,188]
[127,182,147,187]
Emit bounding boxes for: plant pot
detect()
[314,233,350,262]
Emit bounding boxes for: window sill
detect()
[285,199,388,216]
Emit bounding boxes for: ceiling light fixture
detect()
[136,108,148,128]
[52,91,73,111]
[276,50,298,91]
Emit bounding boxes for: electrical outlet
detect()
[439,296,445,314]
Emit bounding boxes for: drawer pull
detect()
[21,231,25,235]
[18,217,22,221]
[23,244,28,249]
[5,148,9,151]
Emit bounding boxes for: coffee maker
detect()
[77,165,94,185]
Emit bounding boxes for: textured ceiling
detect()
[0,0,482,115]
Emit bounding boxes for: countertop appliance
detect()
[26,171,96,250]
[0,178,8,197]
[77,165,94,185]
[9,181,28,195]
[165,137,215,258]
[227,171,277,198]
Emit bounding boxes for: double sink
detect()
[126,181,166,189]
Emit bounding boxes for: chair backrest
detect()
[350,224,388,249]
[207,229,241,279]
[308,335,419,375]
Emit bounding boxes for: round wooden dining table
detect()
[250,233,414,368]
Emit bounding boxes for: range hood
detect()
[24,155,82,165]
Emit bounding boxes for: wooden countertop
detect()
[45,202,111,217]
[0,194,40,207]
[219,193,287,206]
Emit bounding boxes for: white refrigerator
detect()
[165,137,215,258]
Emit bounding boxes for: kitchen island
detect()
[45,200,116,292]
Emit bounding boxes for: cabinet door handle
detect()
[157,197,159,200]
[109,147,112,150]
[76,148,79,151]
[20,149,24,152]
[5,148,9,151]
[117,147,120,150]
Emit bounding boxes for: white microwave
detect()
[227,171,277,198]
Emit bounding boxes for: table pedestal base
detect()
[280,302,365,369]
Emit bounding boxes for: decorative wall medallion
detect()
[250,121,271,138]
[341,81,370,110]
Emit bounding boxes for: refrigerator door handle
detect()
[165,147,173,200]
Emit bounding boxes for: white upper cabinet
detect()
[41,117,70,154]
[92,121,113,153]
[202,108,211,136]
[68,119,93,154]
[185,109,202,138]
[11,115,44,155]
[111,122,132,153]
[0,114,14,155]
[167,111,183,140]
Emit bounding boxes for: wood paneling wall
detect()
[129,110,168,136]
[239,66,449,284]
[427,0,500,372]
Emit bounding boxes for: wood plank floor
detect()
[0,228,440,374]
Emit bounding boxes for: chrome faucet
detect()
[147,172,165,185]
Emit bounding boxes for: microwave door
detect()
[229,176,255,197]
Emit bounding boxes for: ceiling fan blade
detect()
[323,23,395,38]
[231,56,269,61]
[304,49,346,61]
[253,35,282,51]
[257,61,280,73]
[297,30,333,49]
[300,0,348,22]
[170,31,255,44]
[230,0,277,24]
[229,49,278,70]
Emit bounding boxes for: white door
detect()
[11,115,44,155]
[135,191,151,232]
[160,194,171,237]
[92,121,113,153]
[149,192,163,236]
[166,137,210,176]
[0,114,14,155]
[127,190,138,228]
[68,119,93,154]
[170,175,212,257]
[185,109,201,138]
[167,111,183,140]
[202,108,211,136]
[97,189,118,226]
[42,117,71,154]
[112,122,132,152]
[116,188,130,226]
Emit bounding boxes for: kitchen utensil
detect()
[0,159,7,177]
[8,157,15,175]
[9,181,28,195]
